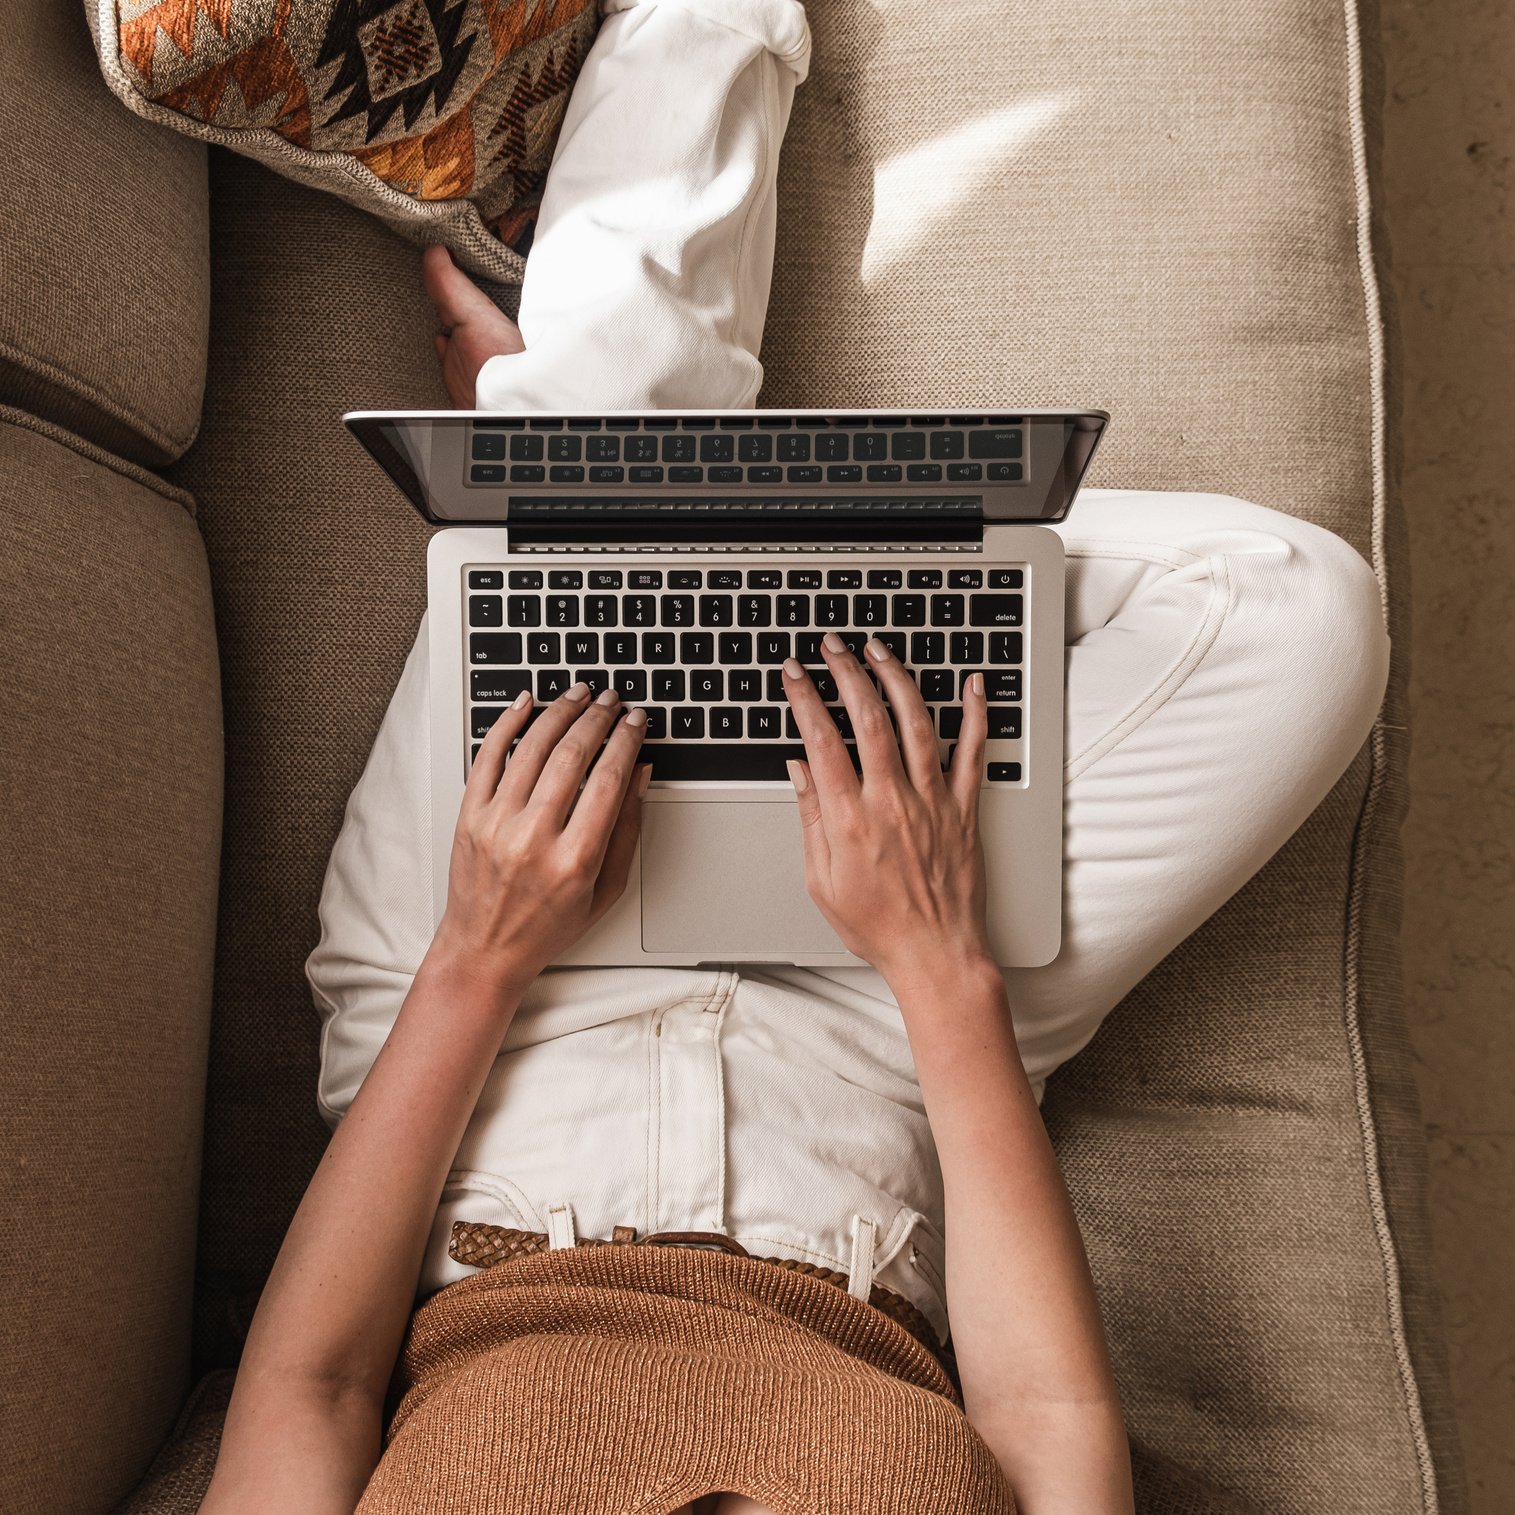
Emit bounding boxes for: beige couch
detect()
[0,0,1468,1511]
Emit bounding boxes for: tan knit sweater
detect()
[357,1244,1014,1514]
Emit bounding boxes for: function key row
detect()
[468,461,1022,486]
[472,416,1023,431]
[471,429,1021,464]
[467,567,1022,591]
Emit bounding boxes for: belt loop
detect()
[546,1202,578,1251]
[846,1214,877,1302]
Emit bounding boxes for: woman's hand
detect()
[782,634,995,999]
[422,244,526,407]
[433,682,649,998]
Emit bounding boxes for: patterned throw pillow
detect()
[86,0,601,284]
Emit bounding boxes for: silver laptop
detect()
[347,408,1106,969]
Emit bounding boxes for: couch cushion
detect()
[86,0,599,284]
[178,0,1461,1510]
[0,2,208,466]
[0,412,222,1513]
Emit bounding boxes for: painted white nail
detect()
[822,631,847,654]
[512,688,532,708]
[865,638,891,662]
[564,681,590,701]
[625,705,648,728]
[595,686,619,706]
[782,657,805,680]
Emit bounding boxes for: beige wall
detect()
[1380,2,1515,1509]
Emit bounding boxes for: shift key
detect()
[969,593,1023,626]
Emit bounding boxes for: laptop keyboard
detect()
[465,562,1027,783]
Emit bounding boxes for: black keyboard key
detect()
[589,570,624,589]
[747,706,782,739]
[606,419,640,431]
[682,418,715,429]
[644,707,668,739]
[698,595,734,627]
[930,594,965,627]
[891,594,927,627]
[890,432,926,460]
[854,433,888,461]
[827,465,863,483]
[548,436,581,461]
[796,632,825,663]
[710,706,742,738]
[662,435,696,462]
[669,466,703,483]
[947,463,983,482]
[604,632,637,664]
[787,465,822,484]
[826,569,862,588]
[787,570,822,588]
[906,463,943,482]
[471,706,506,739]
[738,435,773,462]
[614,669,648,701]
[718,632,752,663]
[628,570,663,589]
[527,631,560,662]
[469,569,504,590]
[777,595,810,627]
[948,569,983,588]
[691,669,724,701]
[975,669,1023,701]
[549,570,583,589]
[749,466,782,484]
[510,464,545,483]
[566,631,599,662]
[643,742,865,780]
[506,596,542,628]
[584,596,618,627]
[991,462,1025,482]
[919,669,955,702]
[470,595,504,626]
[907,569,943,588]
[989,632,1023,664]
[706,570,743,589]
[988,762,1022,783]
[950,631,984,664]
[473,434,507,461]
[623,595,656,628]
[785,711,802,740]
[968,427,1023,458]
[746,569,782,588]
[654,670,686,701]
[700,435,735,463]
[469,632,523,664]
[777,434,811,461]
[938,707,962,739]
[812,671,838,701]
[643,632,676,664]
[590,466,626,484]
[816,434,849,461]
[866,463,903,482]
[509,435,544,461]
[625,436,659,462]
[729,668,762,701]
[661,595,695,626]
[853,595,887,628]
[876,632,907,660]
[629,465,664,483]
[989,568,1025,588]
[671,707,705,740]
[830,706,854,739]
[756,632,791,663]
[471,669,532,702]
[545,595,579,627]
[987,707,1023,739]
[910,631,945,664]
[680,632,715,664]
[836,631,868,658]
[766,668,787,702]
[587,436,621,462]
[970,594,1023,627]
[578,669,610,697]
[867,569,902,588]
[567,419,601,431]
[929,431,965,459]
[536,669,573,699]
[815,595,848,628]
[668,570,703,589]
[508,570,544,589]
[737,595,771,627]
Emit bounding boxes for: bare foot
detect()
[422,245,526,408]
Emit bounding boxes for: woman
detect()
[201,0,1390,1509]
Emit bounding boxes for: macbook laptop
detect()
[347,408,1106,968]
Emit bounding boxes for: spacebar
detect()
[644,743,853,781]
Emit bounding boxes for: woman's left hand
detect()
[433,683,650,998]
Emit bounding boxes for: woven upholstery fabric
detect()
[0,1,208,466]
[175,0,1461,1511]
[87,0,598,283]
[0,413,222,1514]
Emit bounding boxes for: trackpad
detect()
[641,801,845,959]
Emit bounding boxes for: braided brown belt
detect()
[449,1220,952,1372]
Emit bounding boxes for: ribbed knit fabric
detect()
[357,1245,1014,1514]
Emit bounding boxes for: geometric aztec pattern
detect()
[112,0,599,253]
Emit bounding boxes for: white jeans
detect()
[306,0,1391,1345]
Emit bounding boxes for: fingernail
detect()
[785,759,810,793]
[822,631,847,654]
[865,638,891,663]
[970,671,984,697]
[564,681,590,701]
[637,763,653,796]
[595,687,619,706]
[625,705,648,728]
[512,688,532,709]
[782,657,805,680]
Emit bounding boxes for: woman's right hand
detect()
[781,635,998,1004]
[433,682,649,1001]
